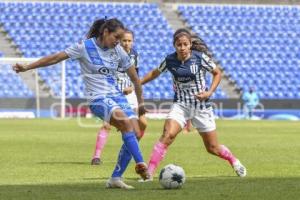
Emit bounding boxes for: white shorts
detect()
[166,103,216,133]
[125,91,138,110]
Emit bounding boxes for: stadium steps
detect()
[159,3,186,31]
[0,26,21,57]
[16,70,53,98]
[0,25,52,98]
[219,71,240,98]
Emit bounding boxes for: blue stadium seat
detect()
[0,2,177,98]
[179,5,300,99]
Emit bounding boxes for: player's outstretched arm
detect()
[12,51,69,73]
[140,68,161,85]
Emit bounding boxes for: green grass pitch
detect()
[0,119,299,200]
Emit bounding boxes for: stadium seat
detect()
[0,2,180,99]
[179,5,300,99]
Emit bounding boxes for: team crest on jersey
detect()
[130,57,135,64]
[190,62,199,74]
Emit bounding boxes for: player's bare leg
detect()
[200,130,246,177]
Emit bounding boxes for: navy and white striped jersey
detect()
[116,48,139,92]
[158,50,217,109]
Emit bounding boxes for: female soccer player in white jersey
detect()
[91,29,148,165]
[140,28,246,180]
[12,18,150,189]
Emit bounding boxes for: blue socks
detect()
[112,144,132,177]
[121,132,143,163]
[111,132,144,178]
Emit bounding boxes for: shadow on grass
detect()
[124,175,235,181]
[0,177,299,200]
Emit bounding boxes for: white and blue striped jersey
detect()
[158,50,216,109]
[116,48,139,92]
[64,38,134,101]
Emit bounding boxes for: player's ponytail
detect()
[86,18,124,39]
[191,35,214,58]
[86,18,106,39]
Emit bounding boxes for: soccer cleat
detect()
[232,160,247,177]
[138,176,153,183]
[106,178,134,189]
[135,162,151,180]
[91,158,102,165]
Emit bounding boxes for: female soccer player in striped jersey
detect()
[12,18,149,189]
[141,28,246,180]
[91,29,148,165]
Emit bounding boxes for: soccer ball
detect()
[159,164,186,189]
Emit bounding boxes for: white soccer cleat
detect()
[138,176,153,183]
[232,160,247,177]
[106,178,134,189]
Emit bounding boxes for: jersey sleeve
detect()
[201,53,217,72]
[64,42,84,59]
[118,46,134,70]
[157,59,167,73]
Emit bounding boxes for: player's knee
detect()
[139,125,147,133]
[135,132,143,140]
[206,144,219,155]
[161,131,176,146]
[117,119,133,132]
[102,123,111,131]
[138,118,147,131]
[133,127,142,140]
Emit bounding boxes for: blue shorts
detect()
[89,95,137,122]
